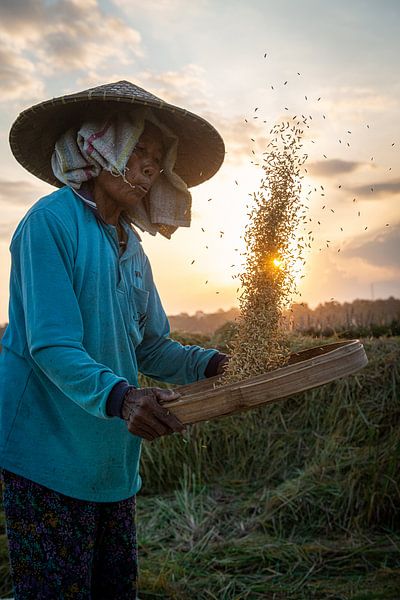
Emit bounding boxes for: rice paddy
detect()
[0,334,399,598]
[136,334,400,598]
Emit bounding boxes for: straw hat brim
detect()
[9,80,225,189]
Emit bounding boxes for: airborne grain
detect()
[223,121,307,383]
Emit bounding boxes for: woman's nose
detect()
[142,159,158,178]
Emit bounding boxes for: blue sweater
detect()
[0,187,218,501]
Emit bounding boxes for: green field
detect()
[1,335,399,599]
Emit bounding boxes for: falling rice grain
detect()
[223,122,307,383]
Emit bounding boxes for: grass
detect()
[140,336,400,532]
[136,475,400,599]
[0,335,399,598]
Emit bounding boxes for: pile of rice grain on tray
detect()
[223,120,307,384]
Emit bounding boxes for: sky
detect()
[0,0,399,322]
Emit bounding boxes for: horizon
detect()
[0,0,399,323]
[1,295,399,328]
[169,295,400,317]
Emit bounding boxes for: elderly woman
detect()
[0,81,227,599]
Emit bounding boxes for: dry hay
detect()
[223,121,307,383]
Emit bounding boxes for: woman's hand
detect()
[122,387,184,441]
[216,355,230,375]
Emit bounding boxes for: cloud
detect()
[113,0,205,14]
[0,0,143,101]
[37,15,143,73]
[214,116,264,163]
[342,224,400,269]
[0,179,49,206]
[300,240,400,309]
[348,180,400,198]
[308,159,362,178]
[0,47,44,102]
[322,86,399,119]
[135,65,210,112]
[0,0,44,37]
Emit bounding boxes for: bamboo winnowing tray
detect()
[162,340,368,425]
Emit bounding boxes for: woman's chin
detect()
[125,185,145,199]
[122,191,146,209]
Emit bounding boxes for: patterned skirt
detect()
[1,469,137,599]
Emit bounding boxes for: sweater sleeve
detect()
[11,208,127,419]
[135,257,219,385]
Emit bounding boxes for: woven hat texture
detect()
[9,80,225,189]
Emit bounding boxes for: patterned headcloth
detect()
[51,107,191,238]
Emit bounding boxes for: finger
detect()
[134,395,185,433]
[130,402,174,437]
[127,421,157,441]
[146,397,184,429]
[140,414,171,437]
[155,408,186,432]
[217,357,230,375]
[154,388,181,403]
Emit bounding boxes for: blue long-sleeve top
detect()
[0,187,219,501]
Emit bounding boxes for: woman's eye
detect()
[133,145,162,167]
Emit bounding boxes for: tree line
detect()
[1,297,399,343]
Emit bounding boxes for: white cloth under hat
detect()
[51,107,191,238]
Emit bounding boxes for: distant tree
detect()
[168,308,239,336]
[286,298,400,334]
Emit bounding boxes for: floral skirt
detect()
[1,469,137,599]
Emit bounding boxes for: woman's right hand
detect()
[122,387,184,441]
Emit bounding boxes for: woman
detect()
[0,80,228,599]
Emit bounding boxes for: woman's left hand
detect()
[122,387,184,441]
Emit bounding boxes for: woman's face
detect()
[93,121,165,215]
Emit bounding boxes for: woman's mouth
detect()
[123,176,149,195]
[135,184,149,195]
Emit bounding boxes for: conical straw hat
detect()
[9,80,225,189]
